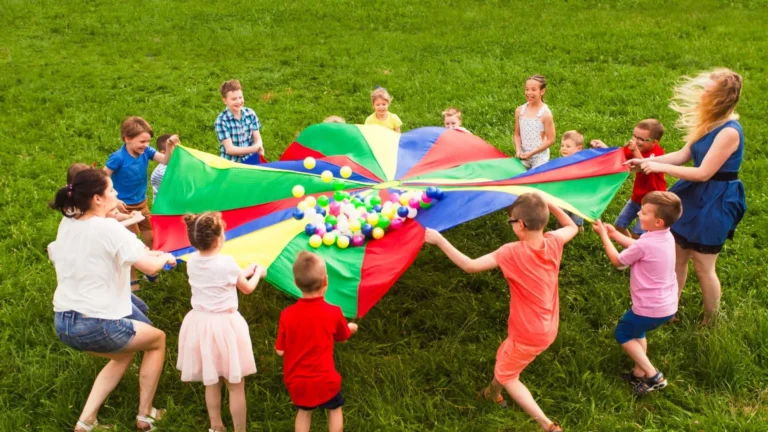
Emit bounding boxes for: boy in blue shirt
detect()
[104,116,176,248]
[214,79,265,163]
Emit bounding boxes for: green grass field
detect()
[2,0,768,430]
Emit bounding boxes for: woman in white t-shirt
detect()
[48,168,177,432]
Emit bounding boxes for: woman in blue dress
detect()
[628,69,745,325]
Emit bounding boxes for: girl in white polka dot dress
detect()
[514,75,556,169]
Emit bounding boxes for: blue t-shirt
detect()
[105,144,157,205]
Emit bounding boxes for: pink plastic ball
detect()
[389,218,404,231]
[389,192,400,203]
[329,202,341,216]
[421,195,433,204]
[352,235,365,247]
[408,197,420,209]
[315,226,327,237]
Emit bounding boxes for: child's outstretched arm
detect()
[593,220,625,269]
[608,225,636,249]
[548,203,579,243]
[424,229,498,273]
[237,264,266,294]
[153,135,179,165]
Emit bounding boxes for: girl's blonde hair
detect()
[670,68,742,144]
[370,88,392,103]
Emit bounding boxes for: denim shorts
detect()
[614,309,674,344]
[55,311,136,353]
[294,392,345,411]
[614,199,645,235]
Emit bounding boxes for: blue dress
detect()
[669,120,746,253]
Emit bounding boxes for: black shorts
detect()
[295,391,345,411]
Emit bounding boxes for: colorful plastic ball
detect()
[389,218,404,230]
[408,198,420,209]
[435,190,445,200]
[316,206,326,217]
[313,214,325,227]
[399,195,410,206]
[389,192,400,203]
[325,223,334,233]
[397,206,409,218]
[315,226,327,236]
[352,235,365,247]
[337,235,350,249]
[419,201,432,209]
[309,234,322,248]
[305,196,317,208]
[407,208,418,218]
[361,223,374,236]
[366,213,380,226]
[365,204,373,212]
[334,191,345,202]
[320,170,333,183]
[372,227,385,239]
[340,166,352,178]
[425,186,438,199]
[329,202,341,216]
[373,204,383,213]
[325,215,338,226]
[293,210,304,220]
[292,185,305,198]
[333,179,345,191]
[297,201,309,211]
[304,157,316,170]
[351,198,363,207]
[323,232,336,246]
[304,223,317,236]
[348,219,362,232]
[377,217,391,230]
[370,196,382,206]
[422,195,433,204]
[317,195,330,207]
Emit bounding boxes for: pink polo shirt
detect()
[618,229,678,318]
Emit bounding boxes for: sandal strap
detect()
[76,421,94,432]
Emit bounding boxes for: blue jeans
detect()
[614,199,645,235]
[55,311,136,353]
[128,294,152,325]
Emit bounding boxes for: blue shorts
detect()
[294,392,345,411]
[128,294,152,325]
[55,311,136,353]
[614,200,645,235]
[614,309,674,344]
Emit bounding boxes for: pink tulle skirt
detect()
[176,309,257,385]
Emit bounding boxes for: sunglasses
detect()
[507,218,527,228]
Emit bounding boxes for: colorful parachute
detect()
[152,124,629,318]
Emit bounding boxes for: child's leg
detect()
[205,379,225,431]
[487,377,504,400]
[614,200,640,238]
[327,407,343,432]
[621,339,656,378]
[502,379,553,430]
[226,379,247,432]
[295,409,312,432]
[632,337,648,377]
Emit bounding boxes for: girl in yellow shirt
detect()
[365,87,403,132]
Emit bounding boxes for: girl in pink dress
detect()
[177,212,266,432]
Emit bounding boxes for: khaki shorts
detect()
[125,199,152,236]
[494,338,546,385]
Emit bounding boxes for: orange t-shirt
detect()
[493,232,564,349]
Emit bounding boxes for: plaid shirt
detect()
[214,107,261,162]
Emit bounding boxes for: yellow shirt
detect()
[365,112,403,131]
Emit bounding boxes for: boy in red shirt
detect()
[591,119,667,238]
[275,251,359,432]
[425,193,578,432]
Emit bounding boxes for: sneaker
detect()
[621,371,644,386]
[633,371,667,396]
[547,422,563,432]
[477,387,508,408]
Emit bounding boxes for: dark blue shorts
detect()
[614,199,645,235]
[295,391,345,411]
[55,311,136,353]
[614,309,674,344]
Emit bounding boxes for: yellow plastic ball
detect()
[323,232,336,246]
[366,213,380,226]
[340,166,352,178]
[305,196,317,208]
[292,185,305,198]
[399,194,410,206]
[304,157,316,170]
[309,235,322,248]
[349,219,361,232]
[320,170,333,183]
[372,227,385,240]
[337,236,350,249]
[297,201,309,211]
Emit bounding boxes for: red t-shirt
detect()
[493,233,564,349]
[623,144,667,203]
[275,297,352,407]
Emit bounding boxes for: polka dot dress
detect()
[519,102,551,169]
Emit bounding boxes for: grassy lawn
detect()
[1,0,767,430]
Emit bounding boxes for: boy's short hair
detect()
[66,163,91,184]
[120,116,154,141]
[293,251,327,293]
[156,134,173,152]
[323,115,346,123]
[220,80,242,98]
[442,107,462,120]
[641,191,682,228]
[635,119,665,141]
[370,87,392,103]
[507,193,549,231]
[561,130,584,148]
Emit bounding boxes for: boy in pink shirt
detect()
[593,191,682,396]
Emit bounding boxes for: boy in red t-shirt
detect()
[275,251,359,432]
[591,119,667,238]
[425,193,578,432]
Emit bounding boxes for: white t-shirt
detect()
[49,217,146,319]
[186,253,242,313]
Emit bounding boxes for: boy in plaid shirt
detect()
[214,79,265,163]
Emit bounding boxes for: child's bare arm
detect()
[608,225,636,248]
[251,131,265,156]
[593,220,624,268]
[394,126,401,133]
[425,229,499,273]
[513,107,522,157]
[548,203,579,243]
[236,264,266,295]
[275,349,284,356]
[119,211,145,227]
[153,135,178,164]
[135,252,177,275]
[348,322,358,335]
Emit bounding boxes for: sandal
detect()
[75,420,113,431]
[547,422,563,432]
[130,280,141,292]
[143,273,159,283]
[136,408,165,431]
[477,386,508,408]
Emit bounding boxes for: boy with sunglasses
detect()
[591,119,667,238]
[425,193,578,432]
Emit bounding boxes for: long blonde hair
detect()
[669,68,742,144]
